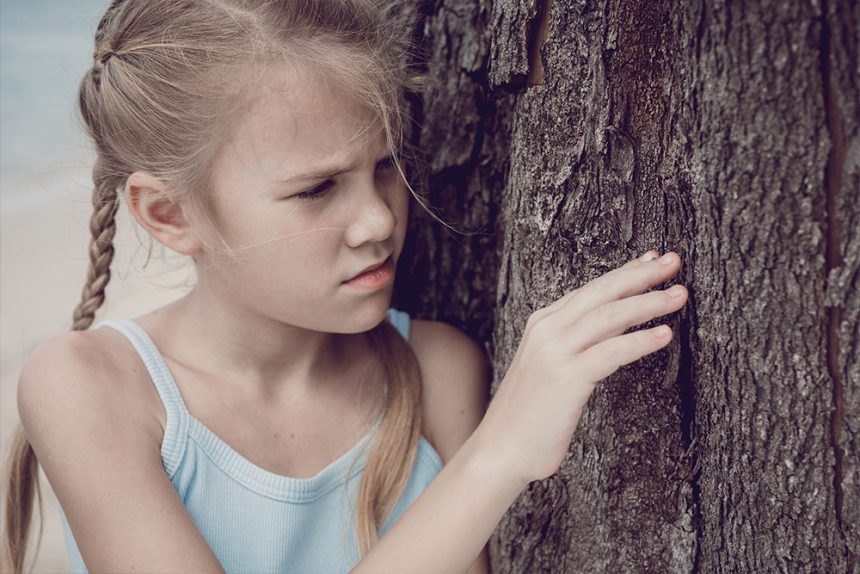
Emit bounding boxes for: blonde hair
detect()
[2,0,459,571]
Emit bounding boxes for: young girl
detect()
[3,1,688,572]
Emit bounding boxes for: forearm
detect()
[351,431,528,574]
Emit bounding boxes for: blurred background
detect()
[1,1,193,570]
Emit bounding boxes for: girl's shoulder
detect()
[405,318,492,465]
[16,329,224,573]
[17,328,164,444]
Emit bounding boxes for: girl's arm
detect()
[352,426,527,574]
[354,252,687,573]
[17,333,228,574]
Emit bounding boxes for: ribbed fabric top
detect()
[58,308,443,573]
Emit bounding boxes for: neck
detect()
[146,283,371,401]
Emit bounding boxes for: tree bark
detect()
[394,0,859,572]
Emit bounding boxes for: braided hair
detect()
[71,0,128,330]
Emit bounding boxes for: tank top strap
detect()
[92,311,409,478]
[93,318,190,477]
[386,308,410,341]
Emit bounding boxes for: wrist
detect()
[462,423,533,492]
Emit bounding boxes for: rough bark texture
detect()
[392,0,859,572]
[396,0,512,349]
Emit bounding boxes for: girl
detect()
[3,1,688,573]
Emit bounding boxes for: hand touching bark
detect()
[473,250,688,484]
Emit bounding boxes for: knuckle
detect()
[618,266,651,294]
[529,336,563,372]
[645,259,667,279]
[542,337,566,362]
[655,289,679,308]
[546,287,577,314]
[638,328,656,346]
[637,328,663,353]
[621,331,648,365]
[588,273,608,293]
[594,301,619,321]
[526,308,548,328]
[563,286,581,302]
[525,312,557,345]
[646,269,665,287]
[594,340,621,370]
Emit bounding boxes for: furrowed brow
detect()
[278,162,354,183]
[278,151,394,184]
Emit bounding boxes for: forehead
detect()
[223,64,385,173]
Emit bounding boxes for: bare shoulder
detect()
[16,329,225,571]
[408,319,492,465]
[18,330,119,424]
[17,328,163,452]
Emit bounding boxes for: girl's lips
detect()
[342,256,394,289]
[347,257,388,281]
[345,255,392,282]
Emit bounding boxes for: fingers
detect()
[559,251,683,322]
[566,284,688,352]
[543,250,660,316]
[577,323,674,382]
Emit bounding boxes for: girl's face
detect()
[197,66,409,333]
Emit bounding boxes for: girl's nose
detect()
[345,183,397,246]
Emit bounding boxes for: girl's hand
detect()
[473,251,688,484]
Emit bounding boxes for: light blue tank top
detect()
[58,308,443,573]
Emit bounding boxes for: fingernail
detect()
[640,251,658,262]
[653,325,671,339]
[659,253,675,265]
[668,285,685,298]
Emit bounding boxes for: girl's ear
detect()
[124,171,204,256]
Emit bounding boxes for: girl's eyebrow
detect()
[277,152,393,183]
[279,161,353,183]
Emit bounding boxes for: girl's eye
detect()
[295,181,333,202]
[291,156,396,202]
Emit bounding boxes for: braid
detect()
[71,159,121,331]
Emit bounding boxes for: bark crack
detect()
[679,310,703,573]
[526,0,553,86]
[818,0,853,567]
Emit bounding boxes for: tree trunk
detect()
[395,0,859,572]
